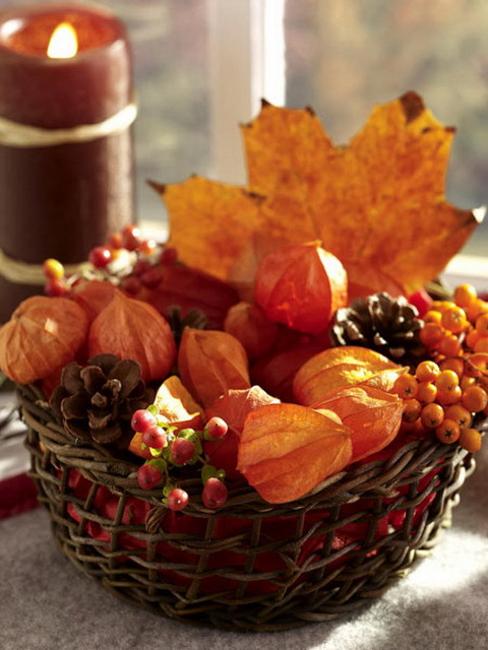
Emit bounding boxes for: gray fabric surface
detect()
[2,444,488,650]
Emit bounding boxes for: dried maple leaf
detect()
[157,92,483,296]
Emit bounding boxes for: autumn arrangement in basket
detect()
[1,91,486,628]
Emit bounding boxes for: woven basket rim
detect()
[17,382,473,518]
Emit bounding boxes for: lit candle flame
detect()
[47,22,78,59]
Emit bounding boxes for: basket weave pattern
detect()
[20,385,477,632]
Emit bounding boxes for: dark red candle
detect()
[0,3,135,321]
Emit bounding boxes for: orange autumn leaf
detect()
[315,386,403,462]
[293,346,405,406]
[237,403,352,503]
[153,375,204,430]
[178,328,251,407]
[158,93,483,296]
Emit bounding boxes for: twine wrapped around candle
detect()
[0,248,90,285]
[0,102,137,148]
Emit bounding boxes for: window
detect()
[3,0,486,267]
[284,0,487,256]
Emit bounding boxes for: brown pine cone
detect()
[330,292,424,361]
[50,354,153,445]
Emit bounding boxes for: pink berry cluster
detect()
[42,224,178,297]
[131,407,229,512]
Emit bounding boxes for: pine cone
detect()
[330,292,423,360]
[167,307,207,344]
[50,354,153,445]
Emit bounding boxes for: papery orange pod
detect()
[88,291,176,383]
[237,403,352,503]
[178,328,251,407]
[224,301,278,359]
[251,341,325,401]
[254,241,347,334]
[293,346,405,406]
[134,264,239,329]
[315,386,403,462]
[204,386,279,479]
[0,296,89,384]
[72,280,117,323]
[128,432,152,460]
[154,375,204,430]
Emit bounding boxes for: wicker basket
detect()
[19,384,478,632]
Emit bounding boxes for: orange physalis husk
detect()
[254,241,347,334]
[0,296,89,384]
[128,432,152,460]
[293,346,406,406]
[237,403,352,503]
[88,291,176,383]
[204,386,279,479]
[153,375,204,430]
[178,328,251,407]
[71,280,117,323]
[314,386,403,462]
[158,93,483,297]
[224,301,278,359]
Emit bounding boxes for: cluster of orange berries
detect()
[394,358,485,453]
[419,284,488,356]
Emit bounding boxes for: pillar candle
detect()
[0,3,135,321]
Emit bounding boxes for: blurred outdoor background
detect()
[4,0,487,254]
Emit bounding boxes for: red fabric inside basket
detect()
[63,448,444,596]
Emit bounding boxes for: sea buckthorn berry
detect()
[415,360,441,383]
[417,381,437,404]
[436,386,462,405]
[89,246,112,268]
[45,278,68,297]
[461,376,476,390]
[436,370,459,392]
[420,323,444,347]
[432,301,453,313]
[403,399,422,422]
[435,419,461,444]
[441,306,468,334]
[137,463,163,490]
[466,329,481,350]
[393,374,418,399]
[167,488,189,511]
[466,299,488,323]
[474,338,488,353]
[202,478,228,509]
[461,385,488,412]
[454,284,477,309]
[439,335,462,358]
[445,404,472,428]
[440,358,464,377]
[43,258,64,280]
[459,428,482,453]
[421,403,445,429]
[423,310,442,324]
[131,409,156,434]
